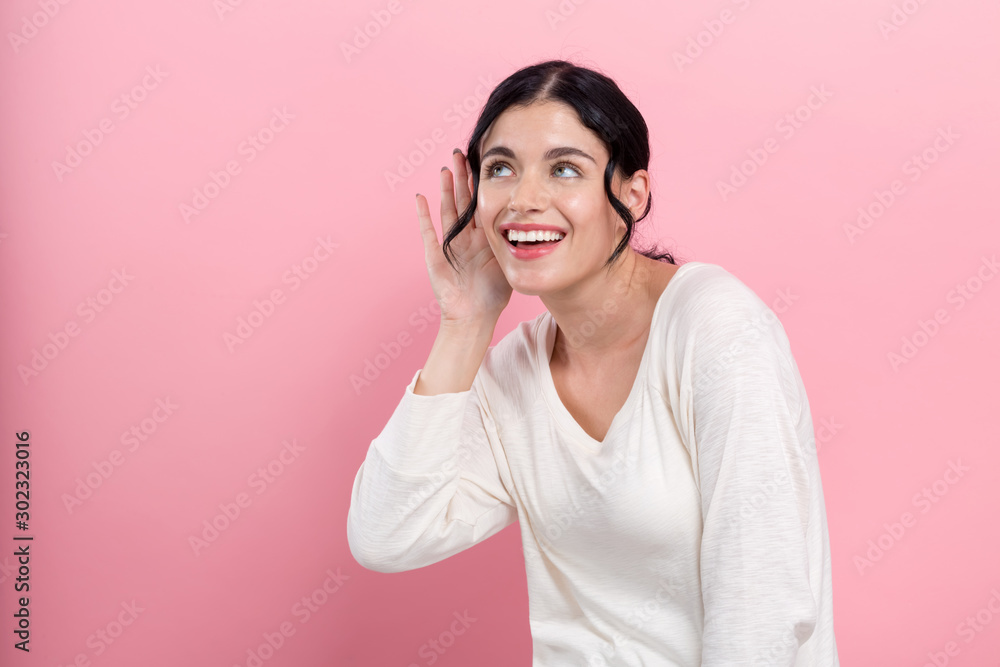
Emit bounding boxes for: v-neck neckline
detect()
[535,261,698,452]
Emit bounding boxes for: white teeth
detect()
[506,229,565,242]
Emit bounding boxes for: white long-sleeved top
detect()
[347,261,840,666]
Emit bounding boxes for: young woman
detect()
[347,60,839,666]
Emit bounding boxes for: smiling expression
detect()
[474,100,646,295]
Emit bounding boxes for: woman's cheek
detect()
[557,191,598,229]
[477,192,501,221]
[485,229,503,256]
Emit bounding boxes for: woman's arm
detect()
[346,334,518,573]
[684,281,819,665]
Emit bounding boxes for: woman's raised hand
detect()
[416,149,512,327]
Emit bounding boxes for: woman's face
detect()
[474,100,644,296]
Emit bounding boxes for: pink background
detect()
[2,0,999,665]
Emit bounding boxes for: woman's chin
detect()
[498,254,573,297]
[504,274,554,297]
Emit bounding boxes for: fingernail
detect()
[453,148,462,154]
[441,166,448,171]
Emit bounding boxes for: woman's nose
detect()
[507,170,548,214]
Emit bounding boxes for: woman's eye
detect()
[489,163,512,177]
[484,161,580,178]
[553,163,580,177]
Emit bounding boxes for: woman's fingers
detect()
[415,193,443,271]
[452,149,472,225]
[439,165,459,237]
[417,151,478,276]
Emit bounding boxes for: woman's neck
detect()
[544,252,674,371]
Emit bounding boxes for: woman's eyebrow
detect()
[481,145,597,163]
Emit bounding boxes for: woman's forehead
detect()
[479,102,605,156]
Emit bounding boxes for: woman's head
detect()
[442,59,675,288]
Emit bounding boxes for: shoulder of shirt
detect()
[652,260,800,392]
[660,262,802,403]
[664,261,778,342]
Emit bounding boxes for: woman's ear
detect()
[621,169,650,218]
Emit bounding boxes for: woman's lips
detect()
[504,234,563,260]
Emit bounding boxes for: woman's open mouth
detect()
[504,229,565,260]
